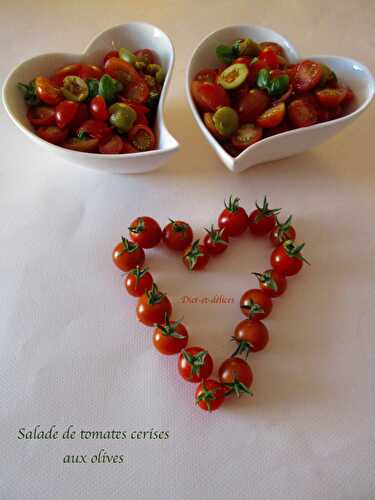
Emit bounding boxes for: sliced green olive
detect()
[218,63,249,90]
[155,68,165,84]
[62,76,88,102]
[119,48,137,65]
[234,38,260,57]
[109,105,137,132]
[212,106,239,137]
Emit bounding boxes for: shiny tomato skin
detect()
[79,64,103,80]
[27,106,56,127]
[63,137,99,152]
[191,81,231,112]
[178,347,213,383]
[294,60,323,93]
[103,50,119,64]
[153,321,188,355]
[259,41,285,56]
[235,88,270,123]
[218,207,248,237]
[77,119,112,139]
[112,240,145,272]
[123,80,149,104]
[90,95,109,121]
[99,134,123,154]
[240,289,272,320]
[50,64,82,87]
[259,48,279,70]
[271,245,303,276]
[233,319,269,352]
[195,380,225,412]
[270,225,296,247]
[254,269,287,298]
[69,103,90,132]
[203,228,229,256]
[194,68,217,83]
[183,243,209,271]
[162,220,193,252]
[35,76,62,105]
[36,126,68,145]
[136,293,172,327]
[248,210,277,236]
[288,99,318,128]
[219,357,253,389]
[315,87,347,109]
[256,102,286,128]
[104,57,142,85]
[129,216,162,249]
[55,100,79,129]
[125,269,153,297]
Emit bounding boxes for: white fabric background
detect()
[1,1,375,499]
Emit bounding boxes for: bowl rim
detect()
[185,24,375,164]
[2,21,179,159]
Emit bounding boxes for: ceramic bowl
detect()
[2,22,179,174]
[186,25,374,173]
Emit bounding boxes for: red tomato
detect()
[79,64,103,80]
[240,289,272,320]
[129,216,162,249]
[36,126,68,145]
[328,105,343,120]
[247,58,269,86]
[342,87,354,106]
[134,111,149,126]
[288,99,318,128]
[294,60,323,93]
[286,64,297,82]
[122,80,150,104]
[104,57,142,85]
[235,88,270,123]
[178,347,213,383]
[136,284,172,327]
[256,102,286,128]
[231,123,263,151]
[271,240,309,276]
[122,140,138,154]
[191,81,231,112]
[112,237,145,272]
[63,137,99,152]
[248,196,281,236]
[203,226,229,256]
[134,49,157,64]
[269,215,296,246]
[162,219,193,252]
[194,68,217,83]
[50,64,82,87]
[103,50,119,64]
[35,76,62,105]
[273,85,293,104]
[183,240,209,271]
[252,269,287,298]
[117,96,149,115]
[27,106,55,126]
[90,95,109,121]
[99,134,123,154]
[55,100,79,129]
[128,124,156,151]
[232,319,269,355]
[195,380,225,412]
[234,56,253,69]
[315,87,347,109]
[77,119,112,139]
[203,112,225,140]
[259,48,280,70]
[218,358,253,397]
[153,317,189,355]
[264,119,291,137]
[259,41,285,57]
[125,266,153,297]
[218,195,248,237]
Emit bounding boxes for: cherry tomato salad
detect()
[191,37,355,156]
[112,196,309,412]
[17,46,165,153]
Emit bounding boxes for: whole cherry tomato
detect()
[36,126,68,145]
[218,195,248,237]
[232,318,269,355]
[136,284,172,327]
[162,219,193,252]
[178,347,213,383]
[35,76,62,105]
[55,100,79,129]
[90,95,109,122]
[191,81,231,112]
[195,379,226,412]
[271,240,309,276]
[248,196,281,236]
[112,237,145,272]
[269,215,296,247]
[240,288,272,320]
[203,226,229,256]
[218,357,253,397]
[294,60,323,93]
[129,216,162,249]
[235,88,270,123]
[125,266,153,297]
[153,316,189,355]
[27,106,55,127]
[183,240,209,271]
[252,269,287,298]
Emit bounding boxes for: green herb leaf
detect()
[98,74,123,103]
[256,68,271,90]
[86,79,99,100]
[17,80,40,106]
[269,75,289,97]
[216,44,235,64]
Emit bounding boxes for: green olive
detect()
[212,106,239,137]
[155,69,165,84]
[119,48,137,65]
[144,75,156,88]
[109,105,137,132]
[134,60,146,71]
[218,63,248,90]
[146,64,161,75]
[108,102,128,114]
[235,38,260,57]
[62,76,88,102]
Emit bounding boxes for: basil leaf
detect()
[269,75,289,97]
[257,68,271,90]
[231,40,242,57]
[98,75,123,103]
[216,45,235,64]
[17,79,40,106]
[86,79,99,100]
[77,131,90,140]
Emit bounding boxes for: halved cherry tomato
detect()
[69,103,90,132]
[203,112,225,140]
[285,64,297,82]
[153,316,188,355]
[294,60,323,93]
[112,237,145,272]
[128,124,156,151]
[125,266,153,297]
[231,123,263,151]
[218,195,248,237]
[103,50,119,64]
[256,102,286,128]
[288,98,318,128]
[342,87,354,106]
[104,57,142,85]
[194,68,217,83]
[264,119,291,137]
[162,220,193,252]
[63,137,99,152]
[55,100,79,129]
[183,240,209,271]
[134,49,157,64]
[122,80,150,104]
[35,76,62,105]
[117,96,149,115]
[122,140,138,154]
[195,380,225,412]
[315,87,347,109]
[240,288,272,320]
[136,284,172,327]
[77,119,112,139]
[99,134,123,154]
[79,64,103,80]
[50,64,82,87]
[191,81,231,112]
[259,41,285,57]
[178,347,213,383]
[129,216,162,249]
[259,47,279,70]
[27,106,55,126]
[37,125,68,145]
[252,269,287,298]
[235,88,270,123]
[90,95,109,121]
[232,319,269,354]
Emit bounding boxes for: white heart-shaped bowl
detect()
[186,25,374,173]
[2,22,179,174]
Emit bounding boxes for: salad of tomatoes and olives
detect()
[191,38,355,156]
[17,47,165,154]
